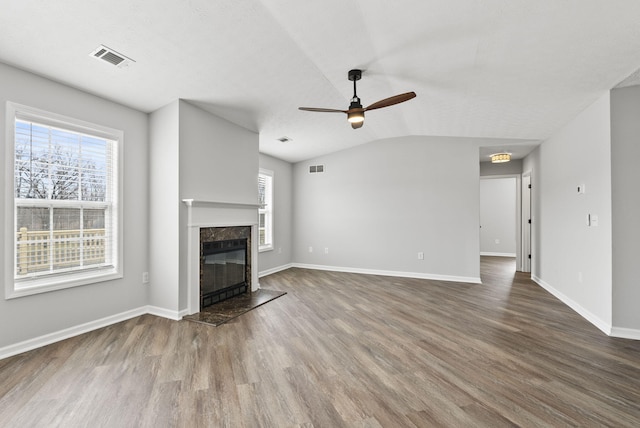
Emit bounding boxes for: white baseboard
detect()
[610,327,640,340]
[146,305,186,321]
[0,305,193,360]
[293,263,481,284]
[259,263,294,278]
[531,275,612,335]
[3,261,480,360]
[6,272,637,360]
[480,252,516,257]
[0,306,148,360]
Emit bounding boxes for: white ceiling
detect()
[2,0,640,163]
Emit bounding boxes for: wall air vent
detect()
[309,164,325,174]
[90,45,135,68]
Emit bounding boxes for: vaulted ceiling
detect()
[2,1,640,163]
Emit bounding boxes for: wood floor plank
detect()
[1,256,640,427]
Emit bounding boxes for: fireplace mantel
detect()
[182,199,261,209]
[182,198,259,314]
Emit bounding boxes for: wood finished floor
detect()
[1,257,640,427]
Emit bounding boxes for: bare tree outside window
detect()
[14,120,113,277]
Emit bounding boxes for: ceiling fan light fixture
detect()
[347,110,365,123]
[298,69,416,129]
[490,153,511,163]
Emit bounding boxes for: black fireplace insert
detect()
[200,238,248,308]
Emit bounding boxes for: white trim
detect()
[259,263,294,278]
[0,305,194,360]
[4,104,14,302]
[182,199,260,209]
[522,170,532,273]
[186,221,259,229]
[610,327,640,340]
[5,102,124,299]
[480,252,516,257]
[6,269,122,299]
[0,306,147,360]
[531,275,612,335]
[293,263,481,284]
[258,168,274,252]
[5,271,636,360]
[182,199,259,315]
[146,305,188,321]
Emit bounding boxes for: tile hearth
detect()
[183,289,286,326]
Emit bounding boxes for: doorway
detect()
[479,175,522,273]
[480,177,518,255]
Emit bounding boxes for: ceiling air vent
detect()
[90,45,135,68]
[277,136,292,143]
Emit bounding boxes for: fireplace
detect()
[183,199,259,316]
[199,225,252,310]
[201,238,248,308]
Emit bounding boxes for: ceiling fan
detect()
[299,69,417,129]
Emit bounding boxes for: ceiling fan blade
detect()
[298,107,347,113]
[364,92,416,111]
[351,121,364,129]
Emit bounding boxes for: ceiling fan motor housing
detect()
[348,69,362,81]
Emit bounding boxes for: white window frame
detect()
[258,168,274,252]
[4,102,124,299]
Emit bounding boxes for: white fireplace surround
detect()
[182,199,260,315]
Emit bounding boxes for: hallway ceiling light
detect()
[490,153,511,163]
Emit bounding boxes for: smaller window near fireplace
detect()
[200,238,248,308]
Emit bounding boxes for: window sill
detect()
[259,245,274,253]
[6,268,122,299]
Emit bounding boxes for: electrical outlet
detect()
[324,247,329,254]
[495,239,500,244]
[308,246,313,253]
[142,272,149,284]
[418,252,424,260]
[278,247,282,254]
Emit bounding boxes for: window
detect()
[5,103,123,298]
[258,169,273,252]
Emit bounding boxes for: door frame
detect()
[479,174,522,269]
[521,170,532,273]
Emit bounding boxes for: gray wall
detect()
[292,136,481,282]
[149,101,180,312]
[178,101,258,205]
[611,85,640,331]
[523,92,612,330]
[480,159,523,176]
[480,177,517,256]
[149,100,259,315]
[0,62,150,348]
[258,153,293,275]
